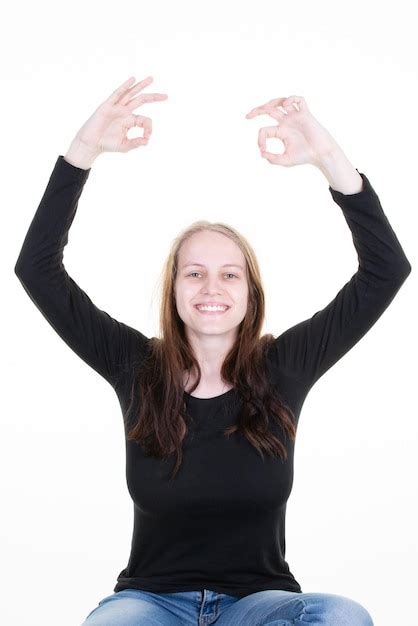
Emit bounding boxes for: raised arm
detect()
[14,75,169,387]
[245,94,411,390]
[14,155,150,387]
[271,169,411,390]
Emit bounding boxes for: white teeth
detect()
[196,305,228,312]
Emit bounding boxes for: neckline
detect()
[184,387,235,401]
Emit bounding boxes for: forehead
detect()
[178,230,245,267]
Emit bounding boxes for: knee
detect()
[325,595,374,626]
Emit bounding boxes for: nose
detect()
[200,281,225,296]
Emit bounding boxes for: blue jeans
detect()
[81,587,374,625]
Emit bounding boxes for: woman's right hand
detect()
[69,75,168,157]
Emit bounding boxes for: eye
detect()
[187,272,237,279]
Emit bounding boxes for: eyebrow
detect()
[182,262,244,270]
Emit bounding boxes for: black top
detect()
[14,155,411,598]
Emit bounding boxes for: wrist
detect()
[314,148,363,194]
[64,138,101,170]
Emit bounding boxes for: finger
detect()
[257,125,284,152]
[282,95,307,112]
[120,77,165,106]
[246,106,286,121]
[282,105,295,114]
[127,93,168,110]
[122,135,149,153]
[260,151,282,167]
[111,75,153,105]
[261,151,291,167]
[261,151,278,160]
[134,115,153,140]
[108,76,139,104]
[245,97,287,118]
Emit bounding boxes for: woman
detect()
[15,75,411,625]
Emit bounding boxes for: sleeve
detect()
[14,155,150,388]
[270,170,412,392]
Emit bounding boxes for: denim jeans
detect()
[81,587,374,625]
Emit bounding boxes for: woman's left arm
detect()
[273,157,411,390]
[247,95,412,389]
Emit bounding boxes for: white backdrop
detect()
[2,1,417,624]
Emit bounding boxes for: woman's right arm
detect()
[14,75,169,387]
[14,154,149,387]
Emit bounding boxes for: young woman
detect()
[15,75,411,625]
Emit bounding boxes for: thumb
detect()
[123,136,148,152]
[261,150,292,166]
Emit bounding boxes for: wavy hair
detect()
[124,221,296,481]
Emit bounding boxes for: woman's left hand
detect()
[245,95,341,167]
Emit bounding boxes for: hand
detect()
[245,95,340,167]
[70,76,168,156]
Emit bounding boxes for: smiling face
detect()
[174,230,249,343]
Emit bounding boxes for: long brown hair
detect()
[124,220,297,480]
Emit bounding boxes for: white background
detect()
[2,1,417,624]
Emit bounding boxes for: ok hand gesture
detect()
[70,75,168,158]
[245,95,340,167]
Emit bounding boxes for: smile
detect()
[194,304,230,314]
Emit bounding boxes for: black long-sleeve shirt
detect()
[14,155,411,598]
